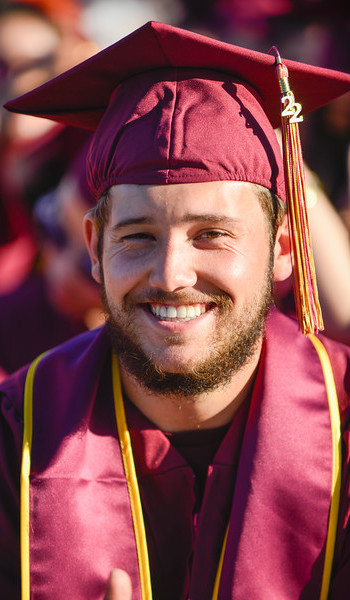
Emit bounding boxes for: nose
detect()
[148,240,197,291]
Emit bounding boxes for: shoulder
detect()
[266,307,350,422]
[266,307,350,363]
[0,325,110,418]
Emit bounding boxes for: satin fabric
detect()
[1,308,350,599]
[220,313,333,598]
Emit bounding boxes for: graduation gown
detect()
[1,308,350,599]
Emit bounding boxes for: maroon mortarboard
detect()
[5,21,350,197]
[5,21,350,334]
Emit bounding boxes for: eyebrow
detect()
[111,217,154,231]
[111,214,241,230]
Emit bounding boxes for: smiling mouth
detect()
[148,302,213,322]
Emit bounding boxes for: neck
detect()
[119,342,262,432]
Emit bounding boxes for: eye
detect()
[116,231,156,253]
[196,230,227,240]
[193,228,235,250]
[122,232,155,241]
[205,231,223,238]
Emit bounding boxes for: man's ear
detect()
[83,214,103,284]
[273,214,293,282]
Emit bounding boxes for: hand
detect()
[103,569,132,600]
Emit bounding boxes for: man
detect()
[1,21,350,600]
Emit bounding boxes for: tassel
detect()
[270,47,324,335]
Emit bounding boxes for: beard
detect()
[101,260,273,398]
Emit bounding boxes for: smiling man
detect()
[1,21,350,600]
[87,181,283,413]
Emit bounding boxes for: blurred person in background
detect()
[35,141,104,333]
[0,140,104,380]
[0,0,62,291]
[0,0,98,293]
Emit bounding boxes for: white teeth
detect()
[149,303,208,321]
[187,306,195,318]
[159,305,167,318]
[177,305,187,319]
[167,306,177,318]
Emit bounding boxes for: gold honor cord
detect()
[308,335,342,600]
[212,524,229,599]
[21,352,47,600]
[112,353,153,600]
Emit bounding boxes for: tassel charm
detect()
[269,47,324,335]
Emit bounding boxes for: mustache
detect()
[124,288,233,307]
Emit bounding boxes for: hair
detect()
[251,184,286,245]
[87,191,110,262]
[87,183,286,260]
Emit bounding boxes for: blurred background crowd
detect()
[0,0,349,382]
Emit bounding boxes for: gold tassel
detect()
[270,47,324,335]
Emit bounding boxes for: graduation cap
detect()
[5,21,350,334]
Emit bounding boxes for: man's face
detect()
[88,181,278,395]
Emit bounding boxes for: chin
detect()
[146,351,201,375]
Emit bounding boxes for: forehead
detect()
[107,180,266,227]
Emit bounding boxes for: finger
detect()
[104,569,132,600]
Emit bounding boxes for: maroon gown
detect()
[1,308,350,599]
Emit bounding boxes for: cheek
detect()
[102,253,148,300]
[198,242,269,298]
